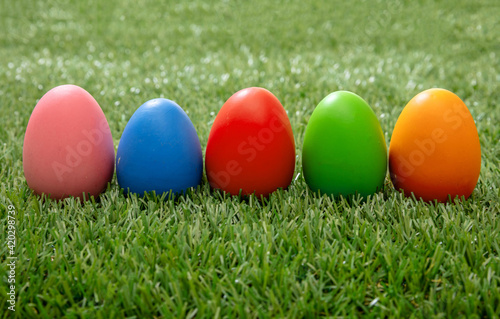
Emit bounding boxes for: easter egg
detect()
[23,84,115,200]
[116,98,202,195]
[205,87,295,197]
[302,91,387,197]
[389,88,481,202]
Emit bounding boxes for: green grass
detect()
[1,0,499,317]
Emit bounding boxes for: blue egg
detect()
[116,98,202,195]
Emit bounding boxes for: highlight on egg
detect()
[116,98,203,196]
[302,91,387,198]
[23,84,115,200]
[205,87,295,197]
[388,88,481,202]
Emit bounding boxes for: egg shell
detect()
[205,87,295,197]
[116,98,202,195]
[302,91,387,197]
[23,84,115,200]
[389,88,481,202]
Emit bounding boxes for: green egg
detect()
[302,91,387,197]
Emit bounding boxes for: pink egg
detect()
[23,85,115,200]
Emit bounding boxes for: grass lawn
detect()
[1,0,499,317]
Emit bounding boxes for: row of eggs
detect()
[23,85,481,202]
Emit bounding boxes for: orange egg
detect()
[389,88,481,202]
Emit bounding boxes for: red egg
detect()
[205,87,295,197]
[23,85,115,200]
